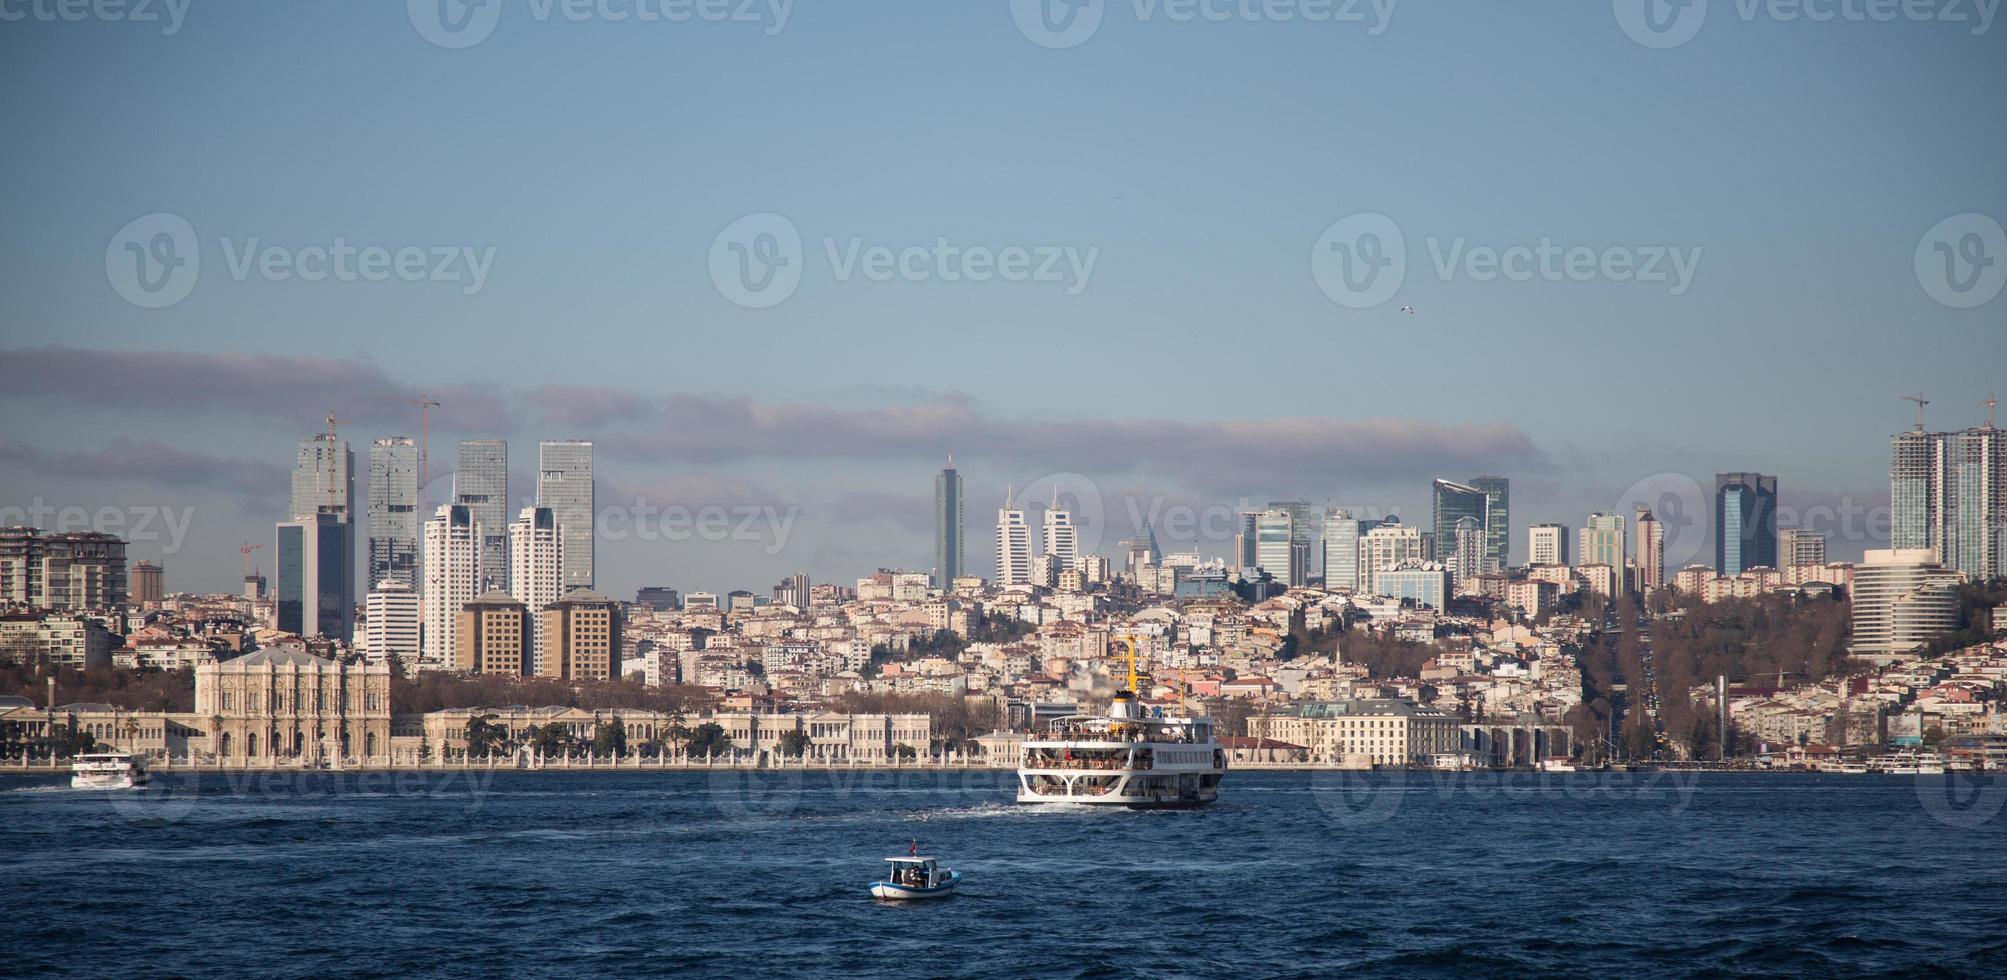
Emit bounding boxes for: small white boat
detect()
[869,856,960,901]
[71,751,149,790]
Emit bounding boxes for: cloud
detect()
[0,440,289,496]
[0,347,1545,499]
[0,346,509,431]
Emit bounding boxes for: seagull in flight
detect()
[1399,305,1415,314]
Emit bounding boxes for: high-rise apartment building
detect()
[1890,416,2005,581]
[509,506,564,666]
[0,529,130,611]
[1715,472,1779,576]
[537,440,595,590]
[996,491,1031,587]
[1634,509,1665,593]
[454,440,509,592]
[1528,523,1569,566]
[1450,516,1485,590]
[1578,513,1626,571]
[934,456,963,585]
[1322,508,1361,591]
[774,573,811,610]
[1431,480,1489,568]
[276,511,351,640]
[1470,476,1511,568]
[368,437,421,588]
[1778,528,1828,568]
[421,504,482,671]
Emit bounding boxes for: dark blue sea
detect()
[4,769,2005,978]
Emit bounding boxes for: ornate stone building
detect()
[194,648,392,764]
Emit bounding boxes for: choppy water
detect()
[4,769,2005,978]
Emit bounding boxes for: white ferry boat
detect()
[1016,645,1226,808]
[1865,750,1947,775]
[71,751,149,790]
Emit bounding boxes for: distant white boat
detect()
[1538,758,1577,773]
[71,751,148,790]
[869,856,959,901]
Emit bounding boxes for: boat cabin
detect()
[884,857,942,889]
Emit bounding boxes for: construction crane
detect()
[381,394,443,510]
[239,542,264,578]
[1984,393,1998,429]
[1900,392,1929,431]
[322,411,350,512]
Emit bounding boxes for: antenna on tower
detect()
[1899,393,1929,432]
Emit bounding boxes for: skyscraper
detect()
[934,455,963,584]
[454,440,509,592]
[1451,516,1485,590]
[1715,472,1779,575]
[1042,491,1078,572]
[1890,413,2006,581]
[996,490,1031,587]
[1634,509,1665,593]
[1578,513,1626,570]
[368,437,420,588]
[1470,476,1510,569]
[289,429,354,634]
[1268,501,1315,584]
[1322,508,1361,591]
[276,511,351,640]
[509,506,563,667]
[537,440,595,590]
[1430,480,1489,568]
[1528,523,1569,566]
[363,579,420,665]
[1234,511,1260,569]
[1255,509,1299,587]
[421,503,482,671]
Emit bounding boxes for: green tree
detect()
[591,717,628,756]
[890,743,918,760]
[527,723,573,757]
[777,730,810,758]
[464,712,504,758]
[686,722,732,757]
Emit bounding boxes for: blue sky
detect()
[1,1,2002,596]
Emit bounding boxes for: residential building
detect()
[508,506,564,663]
[1359,520,1425,596]
[1635,509,1665,593]
[363,579,421,666]
[1042,494,1078,571]
[1528,523,1569,567]
[1890,418,2005,581]
[421,503,482,671]
[1779,528,1829,568]
[1578,513,1626,572]
[132,560,164,604]
[537,587,622,680]
[0,528,130,611]
[996,490,1031,587]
